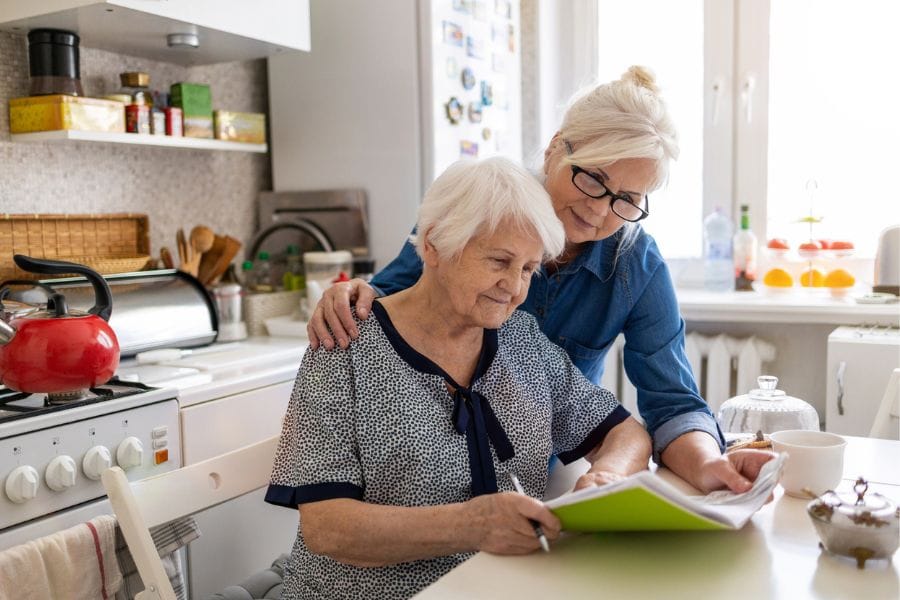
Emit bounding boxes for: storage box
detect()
[9,95,125,134]
[0,213,150,281]
[243,290,303,337]
[170,83,213,139]
[214,110,266,144]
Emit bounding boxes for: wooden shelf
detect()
[11,130,268,153]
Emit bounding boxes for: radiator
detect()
[599,333,776,420]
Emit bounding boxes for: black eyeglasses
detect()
[564,141,650,222]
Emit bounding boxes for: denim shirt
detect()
[371,228,726,461]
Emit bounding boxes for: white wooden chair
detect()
[101,436,280,600]
[869,368,900,440]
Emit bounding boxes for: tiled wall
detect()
[0,31,271,261]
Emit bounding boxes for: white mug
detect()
[769,430,847,498]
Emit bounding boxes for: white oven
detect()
[118,337,304,598]
[0,383,181,552]
[826,325,900,436]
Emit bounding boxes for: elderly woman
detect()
[266,157,651,599]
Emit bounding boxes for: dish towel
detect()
[0,514,123,600]
[114,516,200,600]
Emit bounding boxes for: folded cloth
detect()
[203,554,288,600]
[114,516,200,600]
[0,514,122,600]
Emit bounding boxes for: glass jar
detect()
[717,375,820,434]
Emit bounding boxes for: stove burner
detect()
[0,378,158,425]
[46,389,90,405]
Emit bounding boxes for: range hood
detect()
[0,0,310,66]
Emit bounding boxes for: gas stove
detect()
[0,379,156,426]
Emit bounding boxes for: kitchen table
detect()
[415,436,900,599]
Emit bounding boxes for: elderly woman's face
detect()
[433,223,543,330]
[544,144,657,245]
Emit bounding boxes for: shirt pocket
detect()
[559,336,614,382]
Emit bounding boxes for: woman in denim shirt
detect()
[307,66,774,494]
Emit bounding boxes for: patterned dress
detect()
[266,302,629,599]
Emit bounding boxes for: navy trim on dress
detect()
[372,301,513,496]
[556,404,631,465]
[264,482,364,508]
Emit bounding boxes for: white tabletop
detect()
[416,436,900,599]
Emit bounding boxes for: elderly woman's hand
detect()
[466,492,561,554]
[573,470,628,490]
[307,278,378,350]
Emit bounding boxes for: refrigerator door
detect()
[825,326,900,436]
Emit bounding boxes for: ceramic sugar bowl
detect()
[806,478,900,568]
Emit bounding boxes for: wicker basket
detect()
[243,290,304,337]
[0,213,150,281]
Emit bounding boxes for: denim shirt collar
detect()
[552,230,623,282]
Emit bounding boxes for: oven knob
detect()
[83,446,113,480]
[117,437,144,470]
[5,465,39,503]
[45,455,78,491]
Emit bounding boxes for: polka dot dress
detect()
[266,305,629,599]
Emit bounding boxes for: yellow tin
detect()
[9,95,126,134]
[213,110,266,144]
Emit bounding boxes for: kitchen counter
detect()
[676,289,900,326]
[417,436,900,599]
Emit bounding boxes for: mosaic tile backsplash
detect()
[0,31,271,262]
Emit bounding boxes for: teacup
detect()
[769,430,847,498]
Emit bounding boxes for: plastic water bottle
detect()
[703,208,734,291]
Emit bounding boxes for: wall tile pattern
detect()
[0,31,271,261]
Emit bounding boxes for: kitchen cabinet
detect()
[0,0,310,66]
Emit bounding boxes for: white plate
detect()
[853,292,899,304]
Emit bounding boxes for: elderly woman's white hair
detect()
[411,157,565,261]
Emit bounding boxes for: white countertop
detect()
[676,288,900,325]
[417,436,900,599]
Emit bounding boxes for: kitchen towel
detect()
[114,516,200,600]
[0,514,123,600]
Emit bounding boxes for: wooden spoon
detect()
[183,225,215,278]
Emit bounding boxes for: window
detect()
[596,0,898,259]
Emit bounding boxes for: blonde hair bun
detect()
[622,65,659,94]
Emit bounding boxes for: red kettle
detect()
[0,255,119,394]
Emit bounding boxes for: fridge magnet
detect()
[460,140,479,157]
[445,97,464,124]
[453,0,473,14]
[442,21,464,47]
[473,0,489,21]
[481,127,492,141]
[492,52,506,72]
[466,36,485,60]
[491,22,506,45]
[446,57,459,78]
[480,80,493,106]
[467,102,483,123]
[507,24,516,52]
[494,0,512,19]
[461,67,476,90]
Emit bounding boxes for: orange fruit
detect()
[763,268,793,287]
[800,268,825,287]
[824,269,855,288]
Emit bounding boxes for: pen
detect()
[508,472,550,553]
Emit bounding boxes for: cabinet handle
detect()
[836,361,847,416]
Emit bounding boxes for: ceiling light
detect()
[167,33,199,48]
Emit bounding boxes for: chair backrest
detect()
[101,436,279,600]
[869,368,900,440]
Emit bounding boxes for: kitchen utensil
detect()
[204,236,243,286]
[874,224,899,296]
[160,247,174,269]
[807,478,899,568]
[182,225,214,277]
[0,255,119,394]
[198,234,226,284]
[717,375,820,434]
[176,228,190,272]
[769,429,846,497]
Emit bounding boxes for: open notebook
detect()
[545,453,786,532]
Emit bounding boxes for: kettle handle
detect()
[12,255,113,321]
